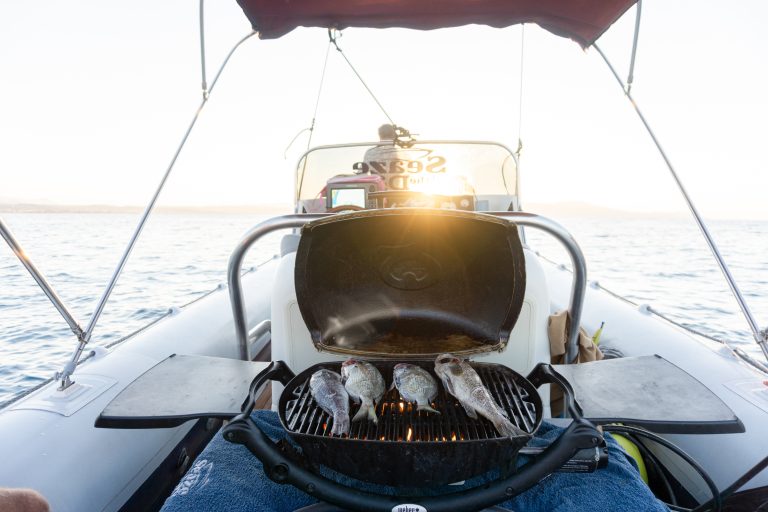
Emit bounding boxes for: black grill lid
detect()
[294,209,526,358]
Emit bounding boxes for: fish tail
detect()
[331,412,350,436]
[417,403,441,415]
[492,416,524,438]
[368,404,378,424]
[353,402,377,424]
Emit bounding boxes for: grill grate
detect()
[284,361,537,442]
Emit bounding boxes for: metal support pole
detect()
[55,30,259,390]
[0,217,85,340]
[626,0,642,94]
[199,0,208,99]
[594,43,768,361]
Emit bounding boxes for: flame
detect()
[322,423,327,430]
[380,436,386,441]
[399,402,405,413]
[406,427,413,442]
[451,432,457,441]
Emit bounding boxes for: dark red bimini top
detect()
[236,0,637,47]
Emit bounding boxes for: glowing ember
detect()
[406,427,413,442]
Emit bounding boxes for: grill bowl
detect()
[278,359,542,487]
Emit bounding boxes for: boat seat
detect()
[270,234,552,411]
[281,233,301,256]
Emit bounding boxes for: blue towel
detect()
[161,411,667,512]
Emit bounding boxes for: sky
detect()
[1,1,767,220]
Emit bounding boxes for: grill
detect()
[223,211,604,511]
[277,360,542,487]
[271,211,541,487]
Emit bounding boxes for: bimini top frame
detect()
[236,0,637,47]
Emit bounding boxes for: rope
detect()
[306,40,332,152]
[328,29,396,126]
[295,40,332,200]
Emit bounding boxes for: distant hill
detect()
[523,201,687,219]
[0,203,293,214]
[0,201,734,221]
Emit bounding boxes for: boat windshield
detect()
[295,141,518,213]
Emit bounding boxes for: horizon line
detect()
[0,201,764,222]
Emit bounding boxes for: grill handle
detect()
[223,361,603,512]
[525,362,584,419]
[240,361,295,417]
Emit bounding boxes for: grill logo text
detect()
[392,505,427,512]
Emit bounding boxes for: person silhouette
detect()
[361,124,405,175]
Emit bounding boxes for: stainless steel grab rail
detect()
[227,212,587,363]
[492,212,587,363]
[228,214,329,360]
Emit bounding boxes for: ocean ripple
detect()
[1,213,766,405]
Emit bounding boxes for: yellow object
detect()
[592,321,605,345]
[613,434,648,484]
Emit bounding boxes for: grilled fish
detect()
[309,369,350,436]
[341,359,385,424]
[393,363,440,414]
[434,353,525,438]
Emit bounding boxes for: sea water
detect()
[1,212,766,405]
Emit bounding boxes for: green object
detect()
[592,321,605,345]
[613,433,649,484]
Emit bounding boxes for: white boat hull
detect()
[1,251,767,510]
[544,261,768,499]
[0,261,278,512]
